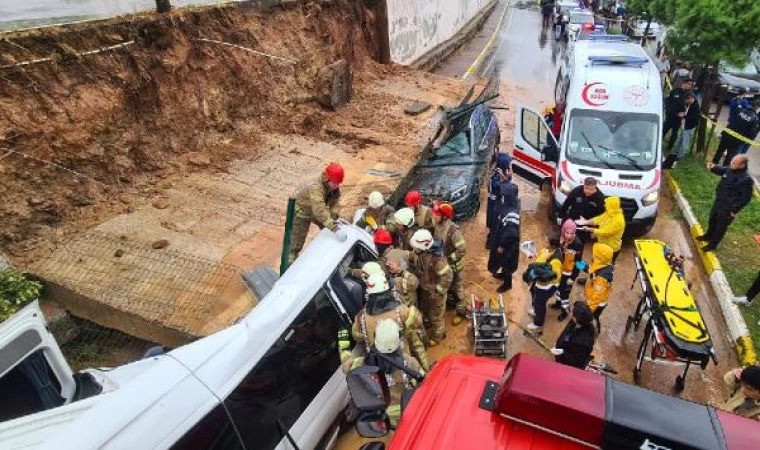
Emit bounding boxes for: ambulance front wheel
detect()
[675,375,685,392]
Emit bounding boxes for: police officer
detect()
[431,201,467,312]
[289,163,346,264]
[714,98,759,165]
[487,153,513,248]
[409,229,453,347]
[699,155,754,252]
[488,183,520,294]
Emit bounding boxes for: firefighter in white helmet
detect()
[409,229,452,346]
[388,207,416,250]
[355,191,396,232]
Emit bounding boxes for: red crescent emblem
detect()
[582,82,609,107]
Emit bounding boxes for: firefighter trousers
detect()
[288,216,313,264]
[420,289,447,342]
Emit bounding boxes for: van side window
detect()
[170,404,244,450]
[521,108,541,151]
[223,289,343,450]
[0,349,65,422]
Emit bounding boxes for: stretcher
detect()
[626,240,717,391]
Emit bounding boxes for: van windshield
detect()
[565,109,659,171]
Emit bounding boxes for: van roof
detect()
[0,226,373,449]
[567,41,662,114]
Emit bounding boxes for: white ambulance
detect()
[513,38,663,235]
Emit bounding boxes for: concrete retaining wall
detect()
[388,0,494,66]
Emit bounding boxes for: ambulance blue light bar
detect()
[588,34,629,42]
[588,55,649,65]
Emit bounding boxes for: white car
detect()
[628,19,662,39]
[751,48,760,72]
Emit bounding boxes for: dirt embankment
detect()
[0,1,395,264]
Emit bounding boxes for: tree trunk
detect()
[695,65,719,155]
[641,17,652,47]
[156,0,171,14]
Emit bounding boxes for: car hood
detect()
[720,72,760,89]
[408,162,482,199]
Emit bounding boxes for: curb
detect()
[665,173,757,366]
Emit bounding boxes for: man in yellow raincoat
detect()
[576,196,626,263]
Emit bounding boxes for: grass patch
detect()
[671,153,760,353]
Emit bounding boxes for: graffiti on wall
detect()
[388,0,491,65]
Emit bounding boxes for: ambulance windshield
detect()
[570,11,594,24]
[566,109,659,171]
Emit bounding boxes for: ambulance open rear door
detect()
[512,105,559,188]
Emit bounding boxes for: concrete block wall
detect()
[388,0,492,65]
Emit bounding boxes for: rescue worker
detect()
[405,190,435,232]
[373,228,394,267]
[583,243,615,333]
[719,366,760,420]
[383,250,428,371]
[550,220,584,321]
[431,201,467,309]
[558,177,605,242]
[339,319,422,426]
[576,196,625,263]
[289,163,346,264]
[698,155,753,252]
[486,153,513,248]
[524,243,562,334]
[355,191,395,232]
[391,207,417,250]
[348,260,385,282]
[551,301,596,369]
[409,229,453,346]
[487,183,520,293]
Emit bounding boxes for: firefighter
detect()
[391,207,417,250]
[576,196,625,263]
[289,163,346,264]
[355,191,395,232]
[524,244,562,335]
[550,219,584,321]
[405,190,435,232]
[384,250,429,371]
[409,229,453,346]
[431,201,467,316]
[582,243,615,333]
[486,153,513,248]
[348,260,385,281]
[339,319,422,426]
[373,228,394,267]
[488,183,520,293]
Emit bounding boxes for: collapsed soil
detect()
[0,0,453,267]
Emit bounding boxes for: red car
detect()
[354,353,760,450]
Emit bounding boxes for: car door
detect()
[512,105,559,186]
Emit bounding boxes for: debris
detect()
[28,197,45,206]
[364,169,401,177]
[119,195,134,205]
[71,196,94,207]
[404,101,431,116]
[152,197,170,209]
[187,153,211,167]
[151,239,170,249]
[114,249,125,258]
[316,59,352,110]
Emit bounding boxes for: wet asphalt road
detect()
[432,0,736,404]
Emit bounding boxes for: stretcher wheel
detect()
[675,375,685,392]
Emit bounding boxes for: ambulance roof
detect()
[567,41,662,114]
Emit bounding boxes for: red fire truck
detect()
[349,353,759,450]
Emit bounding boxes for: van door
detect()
[512,106,560,186]
[0,301,75,421]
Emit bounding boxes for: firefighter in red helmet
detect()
[405,190,435,232]
[431,201,467,323]
[289,163,346,264]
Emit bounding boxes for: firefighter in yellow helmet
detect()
[582,243,615,333]
[431,201,468,324]
[409,229,453,346]
[289,163,345,264]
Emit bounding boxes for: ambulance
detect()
[512,38,663,235]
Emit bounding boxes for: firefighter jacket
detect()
[411,244,453,295]
[295,174,341,231]
[356,205,396,230]
[434,219,466,272]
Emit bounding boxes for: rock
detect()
[315,59,352,111]
[126,206,136,214]
[152,197,170,209]
[404,101,431,116]
[119,194,134,205]
[152,239,170,250]
[28,196,45,206]
[114,249,125,258]
[119,235,128,241]
[119,175,133,184]
[187,153,211,167]
[71,196,94,207]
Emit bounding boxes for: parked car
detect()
[719,61,760,100]
[627,18,662,39]
[402,103,500,221]
[751,48,760,73]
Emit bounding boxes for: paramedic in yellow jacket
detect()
[583,243,615,333]
[289,163,346,264]
[576,196,626,263]
[526,246,563,334]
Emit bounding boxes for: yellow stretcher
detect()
[626,240,717,392]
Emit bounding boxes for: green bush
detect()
[0,269,42,322]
